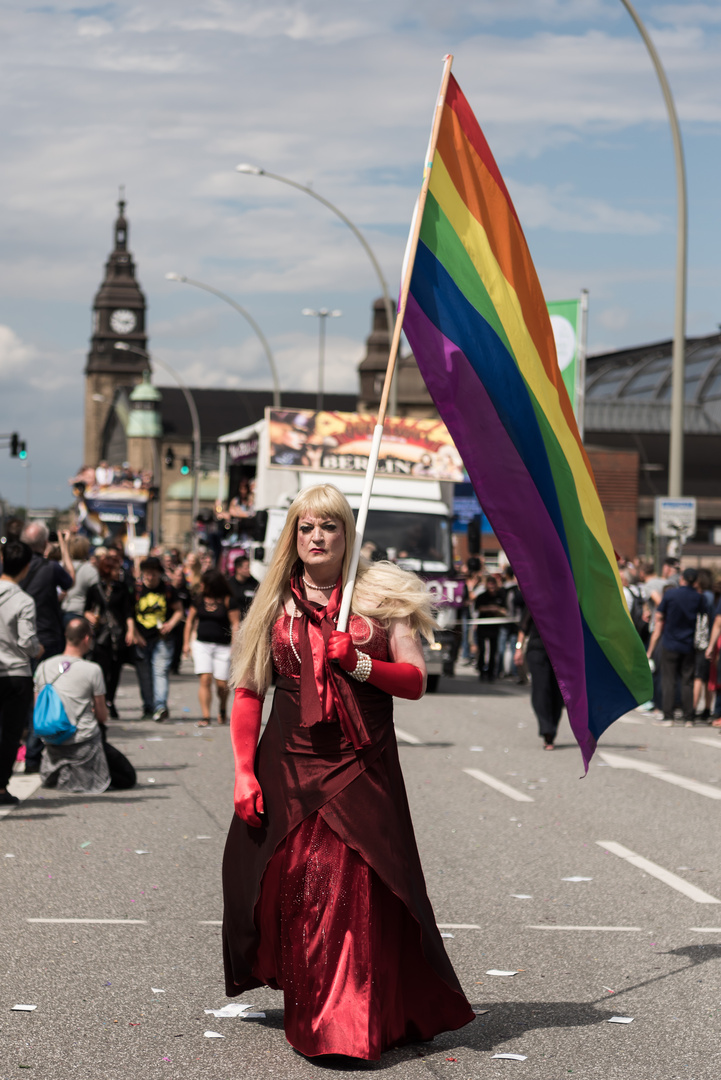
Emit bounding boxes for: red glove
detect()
[327,630,424,700]
[230,688,265,827]
[326,630,358,671]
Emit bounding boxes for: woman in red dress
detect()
[222,484,474,1060]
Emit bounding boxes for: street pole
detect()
[302,308,342,412]
[237,164,398,415]
[165,274,281,408]
[618,0,688,497]
[114,343,202,542]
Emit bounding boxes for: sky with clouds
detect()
[1,0,719,507]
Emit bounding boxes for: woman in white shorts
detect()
[183,569,240,726]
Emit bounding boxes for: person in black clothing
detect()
[20,522,75,772]
[515,610,564,750]
[183,570,239,726]
[474,574,506,681]
[84,551,135,718]
[646,567,710,724]
[168,563,190,674]
[226,555,260,620]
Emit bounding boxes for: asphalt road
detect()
[2,662,721,1080]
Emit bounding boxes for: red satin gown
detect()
[222,612,474,1060]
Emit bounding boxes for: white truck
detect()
[217,416,463,689]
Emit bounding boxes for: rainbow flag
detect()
[402,74,652,768]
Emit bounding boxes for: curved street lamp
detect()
[115,342,202,535]
[618,0,688,498]
[165,273,281,408]
[236,163,397,414]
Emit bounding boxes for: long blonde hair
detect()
[230,484,435,693]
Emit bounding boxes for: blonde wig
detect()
[230,484,436,693]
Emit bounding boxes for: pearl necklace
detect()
[302,576,335,592]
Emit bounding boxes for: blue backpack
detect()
[34,664,77,745]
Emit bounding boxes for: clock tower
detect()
[83,195,151,466]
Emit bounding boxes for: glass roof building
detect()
[584,331,721,552]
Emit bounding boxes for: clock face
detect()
[110,308,137,335]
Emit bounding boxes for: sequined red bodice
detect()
[271,611,389,679]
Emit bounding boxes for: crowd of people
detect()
[456,552,721,747]
[0,518,260,801]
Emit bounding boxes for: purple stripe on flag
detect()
[405,294,595,766]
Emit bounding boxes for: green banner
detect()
[547,298,581,413]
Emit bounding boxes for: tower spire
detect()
[115,187,128,251]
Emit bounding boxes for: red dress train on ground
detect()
[222,613,474,1060]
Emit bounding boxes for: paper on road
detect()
[486,969,519,977]
[205,1003,266,1019]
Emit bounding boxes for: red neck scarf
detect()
[289,561,371,751]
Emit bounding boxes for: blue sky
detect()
[1,0,719,506]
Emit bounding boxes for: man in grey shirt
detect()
[34,617,110,794]
[0,541,43,805]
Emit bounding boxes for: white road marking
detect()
[1,774,43,819]
[691,737,721,750]
[689,927,721,933]
[596,841,721,904]
[394,727,421,745]
[27,918,148,924]
[525,925,643,932]
[598,751,721,800]
[463,768,534,803]
[437,923,481,929]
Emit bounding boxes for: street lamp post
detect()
[301,308,342,411]
[165,273,281,408]
[114,343,202,537]
[236,164,398,415]
[618,0,688,498]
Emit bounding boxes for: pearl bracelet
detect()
[349,650,372,682]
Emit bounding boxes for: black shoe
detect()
[23,765,39,775]
[108,703,119,719]
[0,791,20,806]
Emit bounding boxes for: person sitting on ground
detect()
[35,617,110,794]
[0,541,43,806]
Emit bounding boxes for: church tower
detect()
[83,195,150,466]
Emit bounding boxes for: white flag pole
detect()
[337,53,454,633]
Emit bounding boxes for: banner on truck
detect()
[267,408,465,481]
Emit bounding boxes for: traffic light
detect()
[18,442,27,460]
[164,447,175,469]
[10,433,18,457]
[180,459,190,475]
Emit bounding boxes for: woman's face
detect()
[296,514,345,579]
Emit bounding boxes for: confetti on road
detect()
[5,853,15,858]
[511,894,532,899]
[492,1053,527,1060]
[80,841,91,849]
[135,850,150,855]
[608,1016,634,1024]
[151,988,165,994]
[205,1003,266,1019]
[562,876,593,882]
[12,1005,37,1011]
[470,746,484,752]
[196,835,211,840]
[204,1030,225,1038]
[486,970,519,977]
